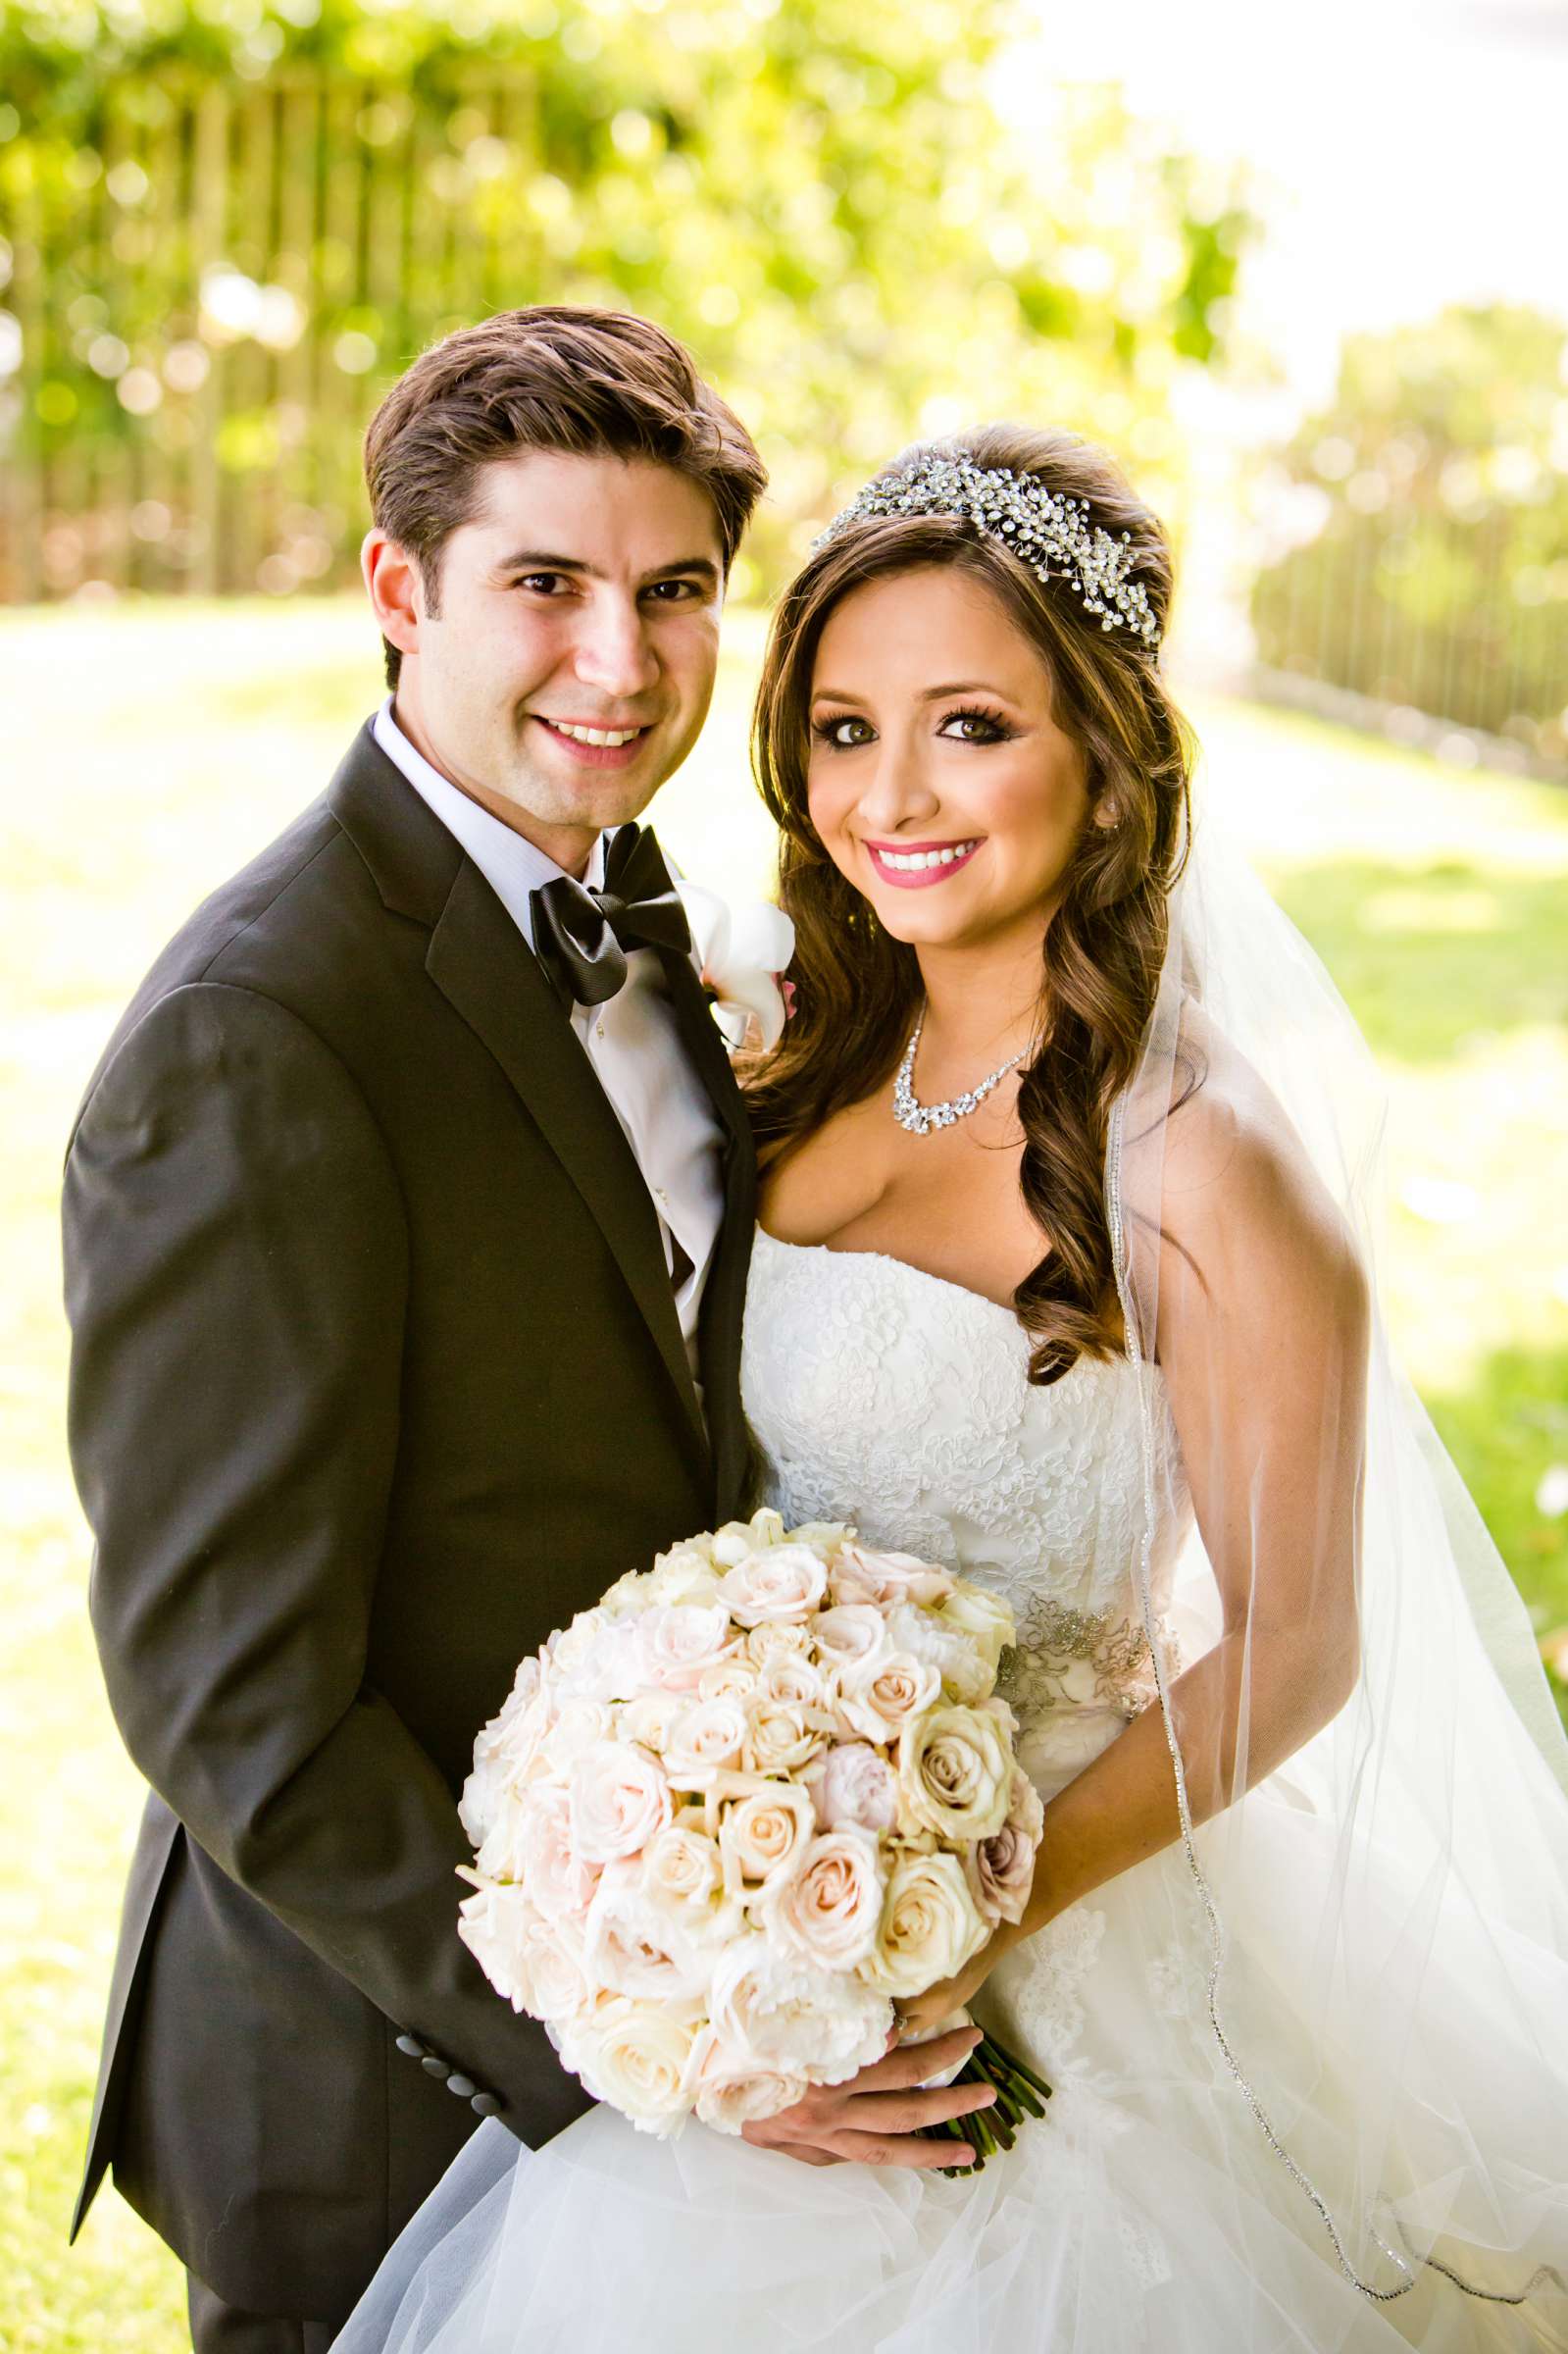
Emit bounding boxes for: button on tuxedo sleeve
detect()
[62,979,583,2137]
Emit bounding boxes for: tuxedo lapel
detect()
[427,864,710,1457]
[658,949,758,1519]
[329,724,710,1463]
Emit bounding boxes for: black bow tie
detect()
[529,823,692,1012]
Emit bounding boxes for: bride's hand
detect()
[740,2023,996,2168]
[894,1919,1028,2039]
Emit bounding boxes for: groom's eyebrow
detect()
[495,548,721,586]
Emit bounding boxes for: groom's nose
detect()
[569,589,662,700]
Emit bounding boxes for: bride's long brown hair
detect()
[744,424,1193,1386]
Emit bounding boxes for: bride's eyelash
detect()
[809,702,1014,749]
[939,701,1012,742]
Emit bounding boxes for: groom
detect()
[64,305,984,2352]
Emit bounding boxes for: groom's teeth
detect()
[550,722,644,745]
[879,841,978,871]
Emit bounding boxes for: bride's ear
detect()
[362,530,423,663]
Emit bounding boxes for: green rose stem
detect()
[937,2027,1052,2175]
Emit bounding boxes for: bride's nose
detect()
[851,729,941,838]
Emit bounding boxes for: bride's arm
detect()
[899,1077,1369,2022]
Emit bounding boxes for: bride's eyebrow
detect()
[810,680,1010,706]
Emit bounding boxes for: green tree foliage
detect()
[0,0,1248,598]
[1249,306,1568,763]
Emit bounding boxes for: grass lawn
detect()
[1,597,1565,2352]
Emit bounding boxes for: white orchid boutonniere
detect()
[675,879,796,1052]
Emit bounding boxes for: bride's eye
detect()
[938,704,1011,744]
[812,713,875,749]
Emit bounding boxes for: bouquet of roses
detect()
[457,1508,1051,2169]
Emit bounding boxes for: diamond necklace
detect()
[892,1011,1028,1136]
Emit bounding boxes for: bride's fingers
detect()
[823,2128,978,2170]
[847,2025,981,2093]
[841,2080,998,2130]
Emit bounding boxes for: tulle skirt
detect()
[332,1779,1568,2354]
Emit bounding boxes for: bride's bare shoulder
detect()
[1154,1006,1363,1294]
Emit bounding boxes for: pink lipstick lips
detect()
[863,837,984,890]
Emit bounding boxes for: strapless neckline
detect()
[751,1224,1027,1334]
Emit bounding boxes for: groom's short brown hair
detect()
[364,306,767,684]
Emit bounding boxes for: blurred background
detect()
[1,0,1565,2342]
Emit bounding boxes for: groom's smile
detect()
[364,446,728,876]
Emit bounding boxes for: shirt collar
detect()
[372,697,605,947]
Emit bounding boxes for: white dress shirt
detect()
[372,700,725,1386]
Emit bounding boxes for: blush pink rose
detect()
[514,1784,599,1921]
[569,1740,673,1865]
[965,1817,1037,1927]
[718,1544,829,1627]
[807,1741,899,1833]
[836,1650,941,1745]
[830,1544,955,1611]
[762,1828,884,1971]
[635,1603,739,1693]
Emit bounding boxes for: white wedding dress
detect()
[335,1227,1568,2354]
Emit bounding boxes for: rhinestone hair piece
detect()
[812,452,1161,647]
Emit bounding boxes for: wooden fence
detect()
[2,69,563,602]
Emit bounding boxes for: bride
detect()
[335,428,1568,2350]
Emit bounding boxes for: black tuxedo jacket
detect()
[62,721,757,2324]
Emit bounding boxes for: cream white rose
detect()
[757,1651,826,1711]
[761,1827,884,1972]
[569,1740,673,1864]
[897,1705,1013,1842]
[717,1781,817,1892]
[831,1544,955,1611]
[885,1601,994,1705]
[617,1689,688,1753]
[719,1544,829,1627]
[744,1620,815,1664]
[583,1863,708,2006]
[687,2027,807,2134]
[742,1695,825,1776]
[539,1695,616,1776]
[708,1931,890,2082]
[810,1604,891,1670]
[641,1819,725,1919]
[455,1881,536,2013]
[460,1674,552,1847]
[807,1740,899,1834]
[549,1609,646,1704]
[598,1566,656,1617]
[458,1884,590,2022]
[663,1696,749,1784]
[939,1582,1016,1670]
[861,1850,989,1997]
[569,1996,698,2135]
[696,1656,761,1705]
[643,1547,727,1610]
[709,1509,788,1566]
[635,1603,738,1693]
[836,1650,941,1746]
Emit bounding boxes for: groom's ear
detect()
[361,529,424,667]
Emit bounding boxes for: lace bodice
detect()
[740,1230,1192,1787]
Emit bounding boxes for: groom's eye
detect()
[514,572,572,595]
